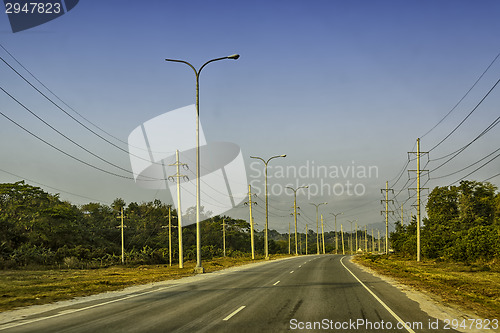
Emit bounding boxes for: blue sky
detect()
[1,1,499,236]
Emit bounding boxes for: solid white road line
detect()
[340,256,416,333]
[223,306,246,321]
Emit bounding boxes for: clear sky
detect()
[1,0,499,236]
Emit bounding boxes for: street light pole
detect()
[348,220,355,255]
[250,154,286,259]
[286,185,308,255]
[310,202,327,255]
[330,212,343,254]
[165,54,239,273]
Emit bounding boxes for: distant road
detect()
[1,255,459,332]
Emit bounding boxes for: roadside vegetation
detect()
[1,180,499,315]
[354,255,500,319]
[0,181,299,269]
[355,180,500,319]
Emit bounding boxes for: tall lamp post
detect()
[165,54,239,273]
[310,202,327,254]
[250,154,287,259]
[348,220,355,255]
[286,185,308,255]
[330,212,343,254]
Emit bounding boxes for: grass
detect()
[0,254,291,312]
[354,255,500,319]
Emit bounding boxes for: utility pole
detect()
[321,214,326,254]
[250,155,287,260]
[288,220,291,255]
[168,207,172,266]
[355,221,358,253]
[305,224,308,255]
[299,230,302,254]
[371,228,374,252]
[310,202,327,255]
[409,138,429,262]
[364,225,368,253]
[222,218,226,257]
[286,186,308,256]
[169,150,189,269]
[330,213,342,254]
[381,181,394,254]
[245,185,256,259]
[116,207,126,264]
[161,207,177,266]
[401,204,404,225]
[348,220,354,255]
[341,224,345,255]
[378,230,381,253]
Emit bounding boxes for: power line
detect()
[484,172,500,182]
[0,43,150,153]
[421,50,500,139]
[450,151,500,185]
[0,167,111,204]
[432,146,500,180]
[0,86,140,177]
[429,77,500,152]
[0,51,173,164]
[429,116,500,173]
[0,108,134,179]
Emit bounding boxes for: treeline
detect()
[0,181,266,268]
[390,180,500,262]
[1,181,336,269]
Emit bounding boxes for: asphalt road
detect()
[1,255,459,332]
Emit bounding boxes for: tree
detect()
[423,181,498,261]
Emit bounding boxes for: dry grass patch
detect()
[354,255,500,319]
[0,254,290,312]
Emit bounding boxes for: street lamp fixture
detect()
[310,202,327,254]
[165,54,239,273]
[250,154,287,259]
[286,185,308,255]
[330,212,343,254]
